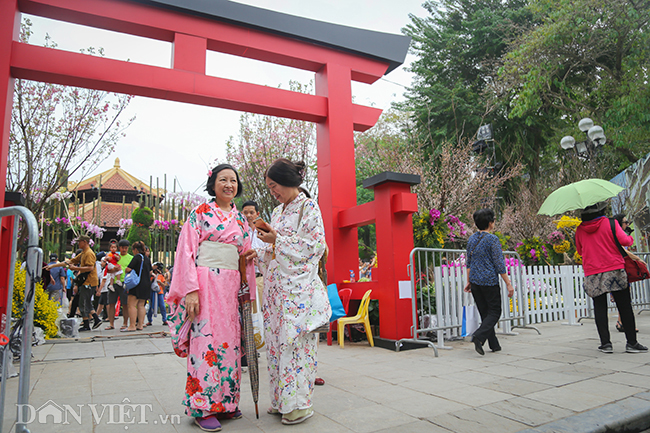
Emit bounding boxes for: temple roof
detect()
[70,200,138,228]
[68,158,163,195]
[132,0,411,74]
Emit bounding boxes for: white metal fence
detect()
[397,248,650,355]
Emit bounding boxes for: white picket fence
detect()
[400,248,650,352]
[520,264,650,325]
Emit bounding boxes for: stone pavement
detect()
[2,312,650,433]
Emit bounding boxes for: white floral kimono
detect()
[257,192,331,414]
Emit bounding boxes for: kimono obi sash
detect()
[196,241,238,270]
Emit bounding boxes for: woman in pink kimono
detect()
[246,158,331,426]
[168,164,256,432]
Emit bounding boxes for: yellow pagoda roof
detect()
[68,158,165,196]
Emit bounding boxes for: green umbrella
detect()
[538,178,624,216]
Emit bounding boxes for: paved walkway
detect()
[2,313,650,433]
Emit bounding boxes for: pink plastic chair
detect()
[327,288,352,346]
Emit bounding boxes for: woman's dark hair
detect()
[580,201,607,221]
[266,158,311,198]
[206,164,243,198]
[581,210,606,222]
[473,208,495,230]
[132,241,145,253]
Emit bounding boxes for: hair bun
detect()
[293,160,306,179]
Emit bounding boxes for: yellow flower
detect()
[553,240,571,254]
[556,216,581,230]
[12,262,59,339]
[573,251,583,265]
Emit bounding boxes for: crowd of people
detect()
[45,237,172,332]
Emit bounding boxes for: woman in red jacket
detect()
[575,201,647,354]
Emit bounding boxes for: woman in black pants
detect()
[464,209,514,355]
[575,202,647,353]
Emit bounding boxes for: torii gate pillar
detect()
[338,172,420,341]
[316,63,359,287]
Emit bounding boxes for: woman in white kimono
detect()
[246,158,331,425]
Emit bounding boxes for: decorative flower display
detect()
[548,231,565,245]
[117,218,133,238]
[414,208,468,249]
[553,240,571,254]
[152,219,180,231]
[515,237,549,265]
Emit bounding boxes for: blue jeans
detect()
[147,291,168,323]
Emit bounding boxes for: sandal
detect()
[616,321,639,333]
[616,321,625,333]
[105,326,115,330]
[267,407,280,415]
[281,408,313,425]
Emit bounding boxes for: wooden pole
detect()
[98,174,102,228]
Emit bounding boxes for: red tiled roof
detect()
[70,201,138,228]
[96,173,135,191]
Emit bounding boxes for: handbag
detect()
[609,219,650,283]
[124,254,144,291]
[295,199,332,334]
[72,271,90,287]
[461,304,480,337]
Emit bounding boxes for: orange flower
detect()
[210,402,226,413]
[185,376,203,395]
[196,203,211,214]
[205,350,218,367]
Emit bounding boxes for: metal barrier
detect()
[0,206,42,433]
[397,248,539,355]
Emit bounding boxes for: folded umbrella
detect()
[239,256,259,419]
[538,178,624,216]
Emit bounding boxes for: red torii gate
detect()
[0,0,417,341]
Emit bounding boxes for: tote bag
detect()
[461,304,480,337]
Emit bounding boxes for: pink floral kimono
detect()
[168,200,256,418]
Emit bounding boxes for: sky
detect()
[24,0,428,197]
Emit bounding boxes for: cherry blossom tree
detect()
[225,81,316,218]
[7,20,134,222]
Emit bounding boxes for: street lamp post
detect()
[560,118,607,177]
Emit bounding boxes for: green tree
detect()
[402,0,553,187]
[500,0,650,178]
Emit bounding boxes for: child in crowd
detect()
[100,239,121,292]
